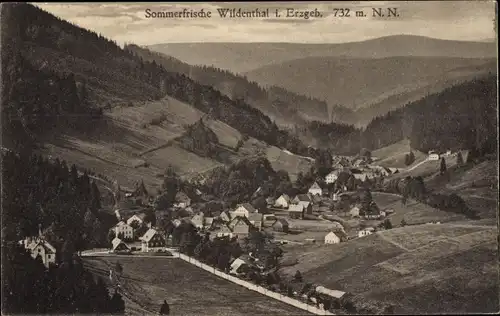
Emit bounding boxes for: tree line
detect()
[2,241,125,314]
[1,151,111,248]
[296,75,497,157]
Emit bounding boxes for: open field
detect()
[372,139,427,169]
[83,257,308,316]
[37,96,312,192]
[281,223,498,314]
[371,192,469,226]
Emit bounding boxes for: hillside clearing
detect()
[372,139,426,168]
[37,96,312,192]
[83,257,308,316]
[281,223,497,314]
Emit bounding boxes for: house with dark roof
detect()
[287,204,305,219]
[272,218,289,233]
[292,194,312,204]
[111,237,131,253]
[215,224,233,239]
[139,228,166,252]
[230,216,254,236]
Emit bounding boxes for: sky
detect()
[35,1,497,46]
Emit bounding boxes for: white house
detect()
[429,153,440,160]
[274,194,291,208]
[229,258,248,275]
[358,227,375,238]
[349,206,361,218]
[113,221,134,240]
[428,150,440,160]
[231,203,257,218]
[308,182,323,196]
[126,213,147,226]
[20,236,57,268]
[324,231,341,244]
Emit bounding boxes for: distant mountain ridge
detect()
[245,56,496,125]
[148,35,497,73]
[125,44,333,127]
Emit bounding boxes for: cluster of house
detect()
[324,159,397,185]
[273,192,314,219]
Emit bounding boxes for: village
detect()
[16,147,471,314]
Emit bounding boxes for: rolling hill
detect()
[125,44,332,127]
[281,224,498,314]
[148,35,496,74]
[1,3,314,193]
[244,56,496,125]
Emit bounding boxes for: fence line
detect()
[176,253,333,315]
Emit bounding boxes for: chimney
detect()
[38,224,42,238]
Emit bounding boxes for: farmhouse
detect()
[247,212,263,231]
[215,224,233,239]
[292,194,312,204]
[308,182,323,196]
[20,233,57,268]
[140,228,166,252]
[229,257,248,275]
[315,286,347,305]
[274,194,291,208]
[428,150,440,160]
[111,237,131,253]
[358,227,375,237]
[126,213,148,227]
[349,205,361,218]
[324,231,341,244]
[191,212,205,230]
[229,216,254,236]
[272,218,290,233]
[112,221,134,241]
[232,203,257,218]
[288,204,305,219]
[174,192,192,208]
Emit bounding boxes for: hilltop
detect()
[148,35,496,74]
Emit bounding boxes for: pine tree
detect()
[439,157,447,175]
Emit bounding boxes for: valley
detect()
[2,3,498,316]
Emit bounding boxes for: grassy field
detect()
[83,257,308,316]
[37,96,312,192]
[372,139,427,169]
[280,223,498,314]
[371,192,469,226]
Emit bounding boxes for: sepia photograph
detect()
[1,1,498,315]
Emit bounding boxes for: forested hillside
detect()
[299,75,497,156]
[125,44,333,126]
[1,3,317,160]
[363,74,497,154]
